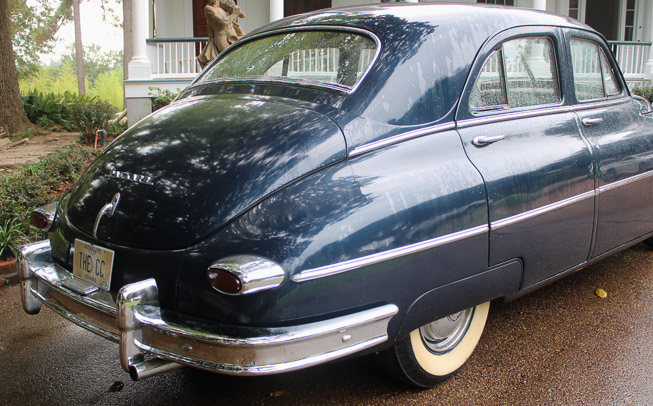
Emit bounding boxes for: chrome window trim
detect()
[291,225,489,283]
[491,190,595,230]
[188,77,352,94]
[457,97,632,129]
[196,26,382,95]
[457,105,573,129]
[349,123,456,157]
[570,96,631,112]
[598,170,653,194]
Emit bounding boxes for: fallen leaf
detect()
[595,288,608,298]
[269,390,287,398]
[109,381,124,392]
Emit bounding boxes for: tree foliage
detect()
[9,0,71,78]
[20,46,125,109]
[59,44,123,84]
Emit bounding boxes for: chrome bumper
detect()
[17,241,399,379]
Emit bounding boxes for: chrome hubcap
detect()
[419,308,474,354]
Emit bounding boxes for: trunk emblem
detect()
[110,170,154,186]
[93,193,121,239]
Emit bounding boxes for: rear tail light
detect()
[30,202,58,232]
[206,268,242,294]
[206,255,284,295]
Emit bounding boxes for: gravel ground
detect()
[0,244,651,405]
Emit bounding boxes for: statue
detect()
[197,0,246,69]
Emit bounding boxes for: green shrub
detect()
[0,219,26,260]
[108,118,128,138]
[632,85,653,102]
[0,145,99,245]
[69,99,116,144]
[149,87,179,111]
[21,89,90,130]
[88,68,124,110]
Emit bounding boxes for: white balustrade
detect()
[609,41,651,80]
[147,38,208,77]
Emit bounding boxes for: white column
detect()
[270,0,283,22]
[645,0,653,81]
[533,0,547,11]
[128,0,152,80]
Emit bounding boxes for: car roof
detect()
[250,3,591,42]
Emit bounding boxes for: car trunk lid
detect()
[64,95,346,249]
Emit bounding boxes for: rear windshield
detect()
[198,30,378,90]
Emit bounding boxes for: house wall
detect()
[155,0,193,37]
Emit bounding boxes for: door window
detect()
[470,37,560,112]
[570,38,621,101]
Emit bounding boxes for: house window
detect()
[569,0,580,20]
[624,0,636,41]
[477,0,515,5]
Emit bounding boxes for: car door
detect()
[567,30,653,257]
[456,28,595,289]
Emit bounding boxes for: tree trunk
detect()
[72,0,85,95]
[123,0,133,109]
[0,0,33,135]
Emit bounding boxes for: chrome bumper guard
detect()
[17,241,399,380]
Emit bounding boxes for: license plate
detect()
[72,239,115,291]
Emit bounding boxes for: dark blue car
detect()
[18,3,653,388]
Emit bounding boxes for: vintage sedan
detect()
[18,3,653,388]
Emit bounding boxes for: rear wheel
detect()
[380,302,490,388]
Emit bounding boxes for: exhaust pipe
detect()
[129,358,184,381]
[118,279,184,381]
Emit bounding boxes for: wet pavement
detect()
[1,245,652,405]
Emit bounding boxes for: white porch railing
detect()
[143,38,651,84]
[608,41,651,80]
[146,38,208,76]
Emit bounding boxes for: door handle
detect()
[582,117,604,126]
[472,135,505,147]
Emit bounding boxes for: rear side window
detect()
[470,37,560,112]
[570,38,621,101]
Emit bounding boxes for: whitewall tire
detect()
[380,302,490,388]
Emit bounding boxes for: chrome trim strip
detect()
[195,26,382,95]
[457,97,631,129]
[491,190,596,230]
[598,170,653,194]
[291,225,489,282]
[349,123,456,157]
[457,105,572,129]
[570,96,630,112]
